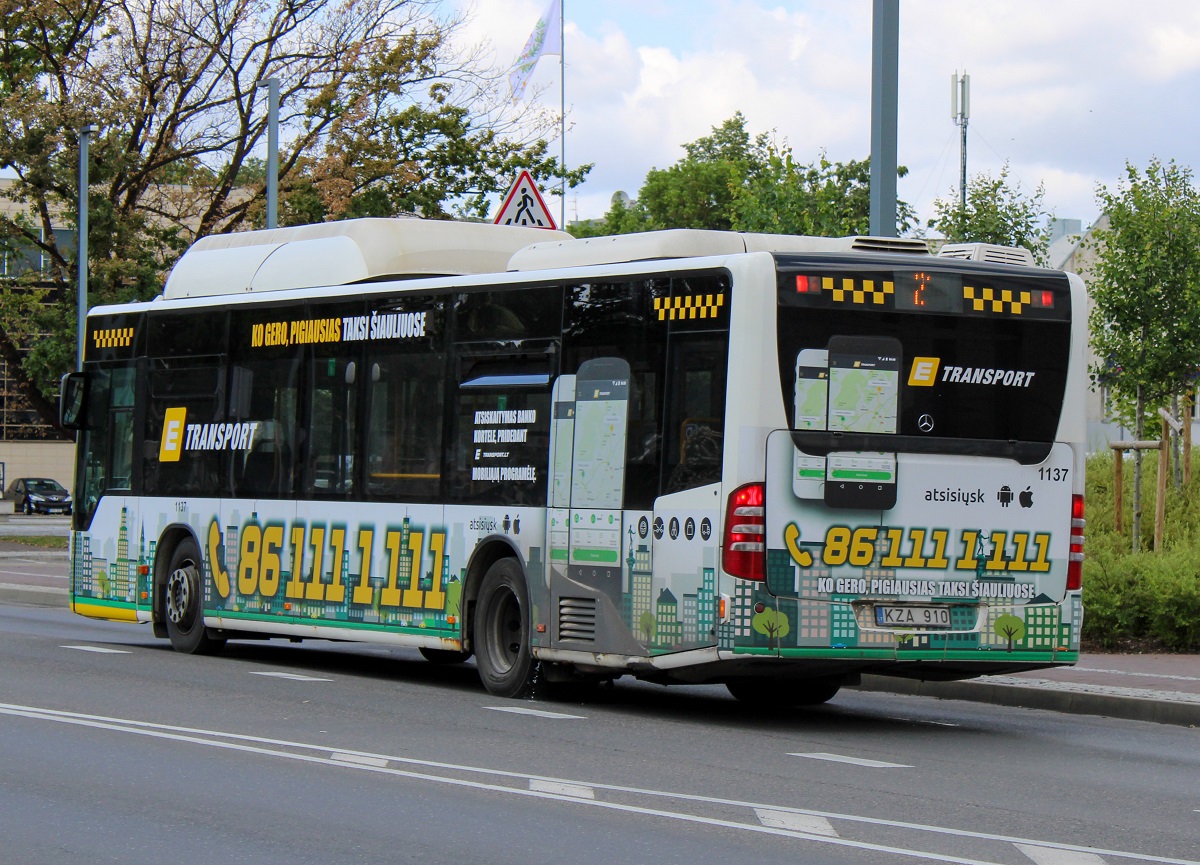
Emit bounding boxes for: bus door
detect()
[548,358,645,654]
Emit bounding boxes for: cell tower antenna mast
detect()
[951,71,970,212]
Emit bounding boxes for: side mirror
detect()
[59,372,87,430]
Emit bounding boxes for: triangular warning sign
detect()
[493,170,557,230]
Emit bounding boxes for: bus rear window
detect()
[776,260,1072,445]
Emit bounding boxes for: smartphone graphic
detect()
[793,349,828,499]
[824,336,900,509]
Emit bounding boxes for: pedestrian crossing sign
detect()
[493,170,557,230]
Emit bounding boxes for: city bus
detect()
[60,218,1087,705]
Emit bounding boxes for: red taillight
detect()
[1067,494,1085,591]
[723,483,765,581]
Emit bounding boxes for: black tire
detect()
[726,676,841,708]
[473,558,535,698]
[22,499,31,515]
[419,646,472,664]
[163,538,225,655]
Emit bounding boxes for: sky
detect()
[449,0,1200,235]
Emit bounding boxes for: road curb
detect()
[856,674,1200,728]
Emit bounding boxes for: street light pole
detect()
[77,124,97,371]
[869,0,899,237]
[256,78,279,229]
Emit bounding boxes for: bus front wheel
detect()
[163,538,225,656]
[474,558,535,698]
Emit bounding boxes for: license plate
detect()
[874,604,951,629]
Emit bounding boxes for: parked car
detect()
[6,478,72,515]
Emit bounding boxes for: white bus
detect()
[61,218,1087,705]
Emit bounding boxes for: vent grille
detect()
[848,236,931,255]
[558,597,597,643]
[938,243,1035,266]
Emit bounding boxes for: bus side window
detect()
[366,351,446,501]
[662,338,727,494]
[229,359,300,499]
[305,354,358,498]
[143,361,223,498]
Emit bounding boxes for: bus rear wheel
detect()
[474,558,535,698]
[163,538,225,656]
[726,676,841,708]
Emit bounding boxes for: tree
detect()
[571,113,915,238]
[751,607,791,648]
[993,613,1026,652]
[0,0,588,416]
[638,609,656,644]
[1087,159,1200,551]
[733,149,914,237]
[928,161,1052,263]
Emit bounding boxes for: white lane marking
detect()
[0,703,1192,865]
[249,671,332,682]
[484,706,584,720]
[61,645,131,654]
[332,752,389,768]
[756,808,838,837]
[530,779,595,799]
[1016,843,1109,864]
[789,752,913,768]
[0,703,1003,865]
[889,717,960,728]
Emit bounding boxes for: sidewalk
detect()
[857,653,1200,728]
[1,542,1196,726]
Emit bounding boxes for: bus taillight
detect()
[723,483,766,581]
[1067,494,1085,590]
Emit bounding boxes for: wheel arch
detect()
[153,523,203,626]
[462,535,524,651]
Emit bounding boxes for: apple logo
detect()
[1018,486,1033,508]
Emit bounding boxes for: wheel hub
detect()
[166,567,192,624]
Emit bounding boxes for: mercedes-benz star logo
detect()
[918,414,935,432]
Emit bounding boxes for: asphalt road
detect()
[2,603,1197,865]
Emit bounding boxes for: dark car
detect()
[6,478,72,515]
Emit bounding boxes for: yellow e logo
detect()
[160,407,187,462]
[908,357,940,386]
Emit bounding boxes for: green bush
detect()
[1082,451,1200,651]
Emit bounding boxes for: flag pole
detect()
[559,0,565,228]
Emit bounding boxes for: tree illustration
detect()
[993,613,1026,652]
[639,610,656,644]
[752,609,791,649]
[444,579,462,620]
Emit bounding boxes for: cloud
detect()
[452,0,1200,230]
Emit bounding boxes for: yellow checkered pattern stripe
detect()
[93,327,134,349]
[654,294,725,321]
[963,286,1032,314]
[824,276,894,305]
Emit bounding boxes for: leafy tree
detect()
[751,607,791,648]
[571,113,915,238]
[0,0,588,418]
[638,609,656,644]
[928,161,1052,263]
[1087,159,1200,550]
[993,613,1026,652]
[733,149,914,237]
